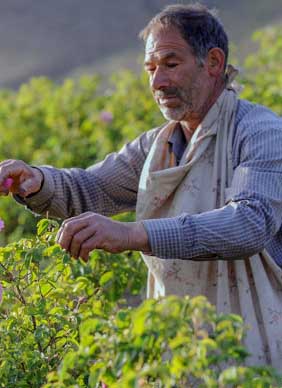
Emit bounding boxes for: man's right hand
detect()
[0,159,43,198]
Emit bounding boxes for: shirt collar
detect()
[168,123,187,164]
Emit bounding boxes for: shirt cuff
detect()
[141,215,195,259]
[14,167,55,211]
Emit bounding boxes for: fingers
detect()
[56,212,91,242]
[69,226,95,259]
[57,212,105,261]
[0,159,41,196]
[0,160,19,184]
[0,160,16,195]
[0,177,14,197]
[56,212,129,262]
[56,213,93,253]
[79,236,96,262]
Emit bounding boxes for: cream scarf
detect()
[136,89,282,368]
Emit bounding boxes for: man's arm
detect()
[142,111,282,263]
[55,211,151,261]
[13,127,161,219]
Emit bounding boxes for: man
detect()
[0,4,282,368]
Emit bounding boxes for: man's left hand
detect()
[56,212,150,261]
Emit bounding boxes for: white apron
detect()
[136,89,282,369]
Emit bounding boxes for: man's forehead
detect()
[145,26,191,57]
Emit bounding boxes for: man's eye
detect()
[167,63,178,68]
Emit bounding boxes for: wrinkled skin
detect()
[144,25,226,137]
[0,159,43,197]
[56,212,149,261]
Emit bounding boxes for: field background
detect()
[1,0,282,89]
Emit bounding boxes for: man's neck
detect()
[180,81,225,141]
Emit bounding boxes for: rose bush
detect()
[0,219,147,387]
[45,295,281,388]
[0,221,281,387]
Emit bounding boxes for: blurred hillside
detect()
[0,0,282,89]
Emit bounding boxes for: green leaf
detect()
[99,271,114,286]
[37,219,50,236]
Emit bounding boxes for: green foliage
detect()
[0,71,162,244]
[0,221,280,387]
[241,26,282,114]
[44,295,280,388]
[0,220,146,387]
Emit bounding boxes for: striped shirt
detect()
[18,99,282,267]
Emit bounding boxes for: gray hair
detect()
[139,3,228,69]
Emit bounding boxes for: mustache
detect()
[154,87,181,99]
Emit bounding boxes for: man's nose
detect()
[150,68,170,91]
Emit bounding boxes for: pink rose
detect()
[100,111,113,123]
[3,178,13,189]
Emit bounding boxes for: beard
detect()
[154,86,194,121]
[159,104,188,121]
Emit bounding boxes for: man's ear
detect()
[206,47,225,76]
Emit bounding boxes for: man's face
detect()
[144,26,209,122]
